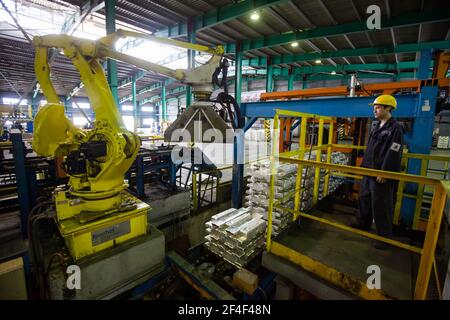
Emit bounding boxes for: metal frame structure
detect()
[264,109,448,300]
[237,73,446,224]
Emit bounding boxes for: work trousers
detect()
[357,176,395,238]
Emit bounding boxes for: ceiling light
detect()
[291,42,299,47]
[315,59,321,64]
[250,12,260,20]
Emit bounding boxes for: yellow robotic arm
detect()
[32,30,225,219]
[33,35,140,200]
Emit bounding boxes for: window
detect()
[73,116,90,127]
[122,104,133,111]
[142,118,154,125]
[73,102,90,109]
[141,106,154,112]
[122,116,134,131]
[2,98,28,105]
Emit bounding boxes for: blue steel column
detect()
[132,77,138,130]
[400,49,434,227]
[11,132,30,238]
[232,43,244,209]
[401,85,438,227]
[105,0,118,105]
[265,57,273,93]
[418,49,433,80]
[186,19,195,108]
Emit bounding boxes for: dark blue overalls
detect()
[357,118,404,237]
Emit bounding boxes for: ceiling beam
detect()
[316,0,352,65]
[117,1,176,27]
[305,39,337,66]
[224,8,450,53]
[202,27,235,42]
[323,37,351,65]
[287,0,313,27]
[154,0,290,38]
[242,40,450,66]
[348,0,372,63]
[62,0,105,35]
[120,38,449,101]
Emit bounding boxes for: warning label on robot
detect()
[92,220,131,246]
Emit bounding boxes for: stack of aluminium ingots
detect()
[204,208,266,267]
[327,151,351,195]
[244,161,298,237]
[243,151,350,237]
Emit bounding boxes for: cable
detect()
[44,252,67,300]
[355,73,373,97]
[27,201,55,299]
[211,58,244,129]
[215,92,244,129]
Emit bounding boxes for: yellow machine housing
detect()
[58,191,149,261]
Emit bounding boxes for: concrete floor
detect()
[274,210,415,299]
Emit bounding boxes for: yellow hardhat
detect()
[369,94,397,110]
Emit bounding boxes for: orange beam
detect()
[361,80,422,95]
[259,79,450,101]
[438,78,450,87]
[433,52,450,79]
[260,86,348,100]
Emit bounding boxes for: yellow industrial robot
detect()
[31,30,229,261]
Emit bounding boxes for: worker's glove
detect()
[376,177,386,183]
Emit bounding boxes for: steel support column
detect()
[302,75,308,89]
[186,19,195,108]
[161,83,167,121]
[232,43,244,209]
[105,0,118,105]
[266,57,274,93]
[288,66,294,91]
[132,77,138,130]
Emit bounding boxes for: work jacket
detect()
[361,118,404,173]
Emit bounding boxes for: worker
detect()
[351,95,404,250]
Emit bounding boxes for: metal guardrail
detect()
[266,109,449,299]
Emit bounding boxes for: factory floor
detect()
[265,202,449,299]
[275,210,414,299]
